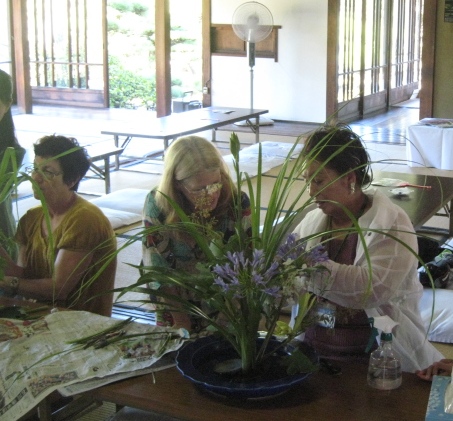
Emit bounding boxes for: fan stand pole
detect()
[248,41,255,112]
[234,40,273,127]
[250,66,254,111]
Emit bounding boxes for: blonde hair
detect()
[156,136,237,223]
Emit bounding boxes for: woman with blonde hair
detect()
[154,135,237,224]
[142,135,251,329]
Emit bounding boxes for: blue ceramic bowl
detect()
[176,335,317,400]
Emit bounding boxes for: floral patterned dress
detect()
[141,188,251,328]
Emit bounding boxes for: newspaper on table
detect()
[0,310,187,421]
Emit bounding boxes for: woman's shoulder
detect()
[293,207,324,236]
[20,205,43,221]
[366,189,413,227]
[144,188,163,212]
[145,188,158,203]
[71,196,113,226]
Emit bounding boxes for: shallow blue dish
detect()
[175,335,317,400]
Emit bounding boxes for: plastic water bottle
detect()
[367,332,402,390]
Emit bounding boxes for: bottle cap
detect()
[381,332,392,341]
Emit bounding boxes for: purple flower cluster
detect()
[213,250,280,298]
[276,233,328,266]
[212,234,327,300]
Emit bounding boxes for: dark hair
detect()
[0,69,21,153]
[34,135,90,191]
[302,123,372,187]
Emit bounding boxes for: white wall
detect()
[211,0,328,123]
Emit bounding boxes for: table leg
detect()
[114,135,120,170]
[103,157,111,194]
[212,128,217,142]
[255,116,260,143]
[449,199,453,237]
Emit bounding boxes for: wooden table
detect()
[101,107,269,168]
[377,170,453,236]
[88,360,431,421]
[0,288,433,421]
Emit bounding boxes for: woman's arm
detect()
[298,205,419,308]
[1,247,94,302]
[142,191,192,330]
[323,225,418,308]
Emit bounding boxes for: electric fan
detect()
[232,1,274,126]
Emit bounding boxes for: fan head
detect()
[232,2,274,43]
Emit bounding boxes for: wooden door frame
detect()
[154,0,211,116]
[419,0,436,118]
[12,0,32,114]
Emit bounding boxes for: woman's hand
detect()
[416,359,453,381]
[0,246,23,277]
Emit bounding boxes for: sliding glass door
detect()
[26,0,107,107]
[337,0,423,120]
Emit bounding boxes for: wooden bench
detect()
[85,144,124,194]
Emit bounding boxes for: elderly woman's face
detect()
[30,156,69,201]
[180,169,222,211]
[304,161,351,216]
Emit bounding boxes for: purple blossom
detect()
[264,285,281,298]
[276,233,307,261]
[307,244,329,264]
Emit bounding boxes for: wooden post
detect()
[155,0,172,117]
[12,0,32,114]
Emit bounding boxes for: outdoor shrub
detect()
[109,2,130,13]
[131,3,148,16]
[109,57,156,109]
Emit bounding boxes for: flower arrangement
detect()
[115,133,331,375]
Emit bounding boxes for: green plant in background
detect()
[107,0,202,106]
[108,56,156,109]
[109,1,147,16]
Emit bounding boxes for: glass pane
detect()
[27,0,103,89]
[338,0,363,102]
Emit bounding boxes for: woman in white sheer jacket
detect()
[291,124,442,373]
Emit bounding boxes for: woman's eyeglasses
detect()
[183,182,223,196]
[25,165,63,180]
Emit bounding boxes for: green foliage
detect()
[131,2,148,16]
[110,2,130,13]
[108,56,156,109]
[107,21,119,32]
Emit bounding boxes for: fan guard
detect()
[232,2,273,43]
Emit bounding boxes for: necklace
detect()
[326,194,369,262]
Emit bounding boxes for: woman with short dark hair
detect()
[0,135,117,316]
